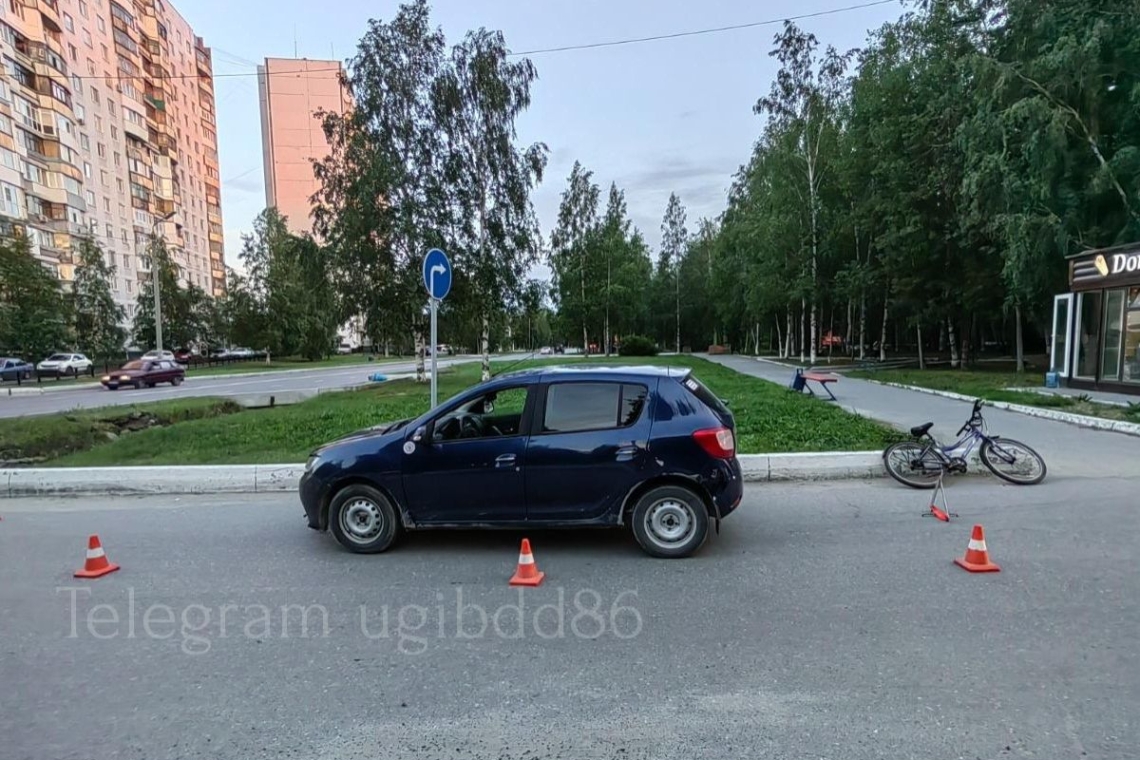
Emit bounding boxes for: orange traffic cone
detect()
[509,538,545,587]
[953,524,1000,573]
[74,535,120,578]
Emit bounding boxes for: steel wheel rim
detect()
[341,498,385,543]
[645,498,695,548]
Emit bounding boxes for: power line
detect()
[6,0,898,87]
[509,0,900,56]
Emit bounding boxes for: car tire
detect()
[133,380,142,390]
[630,484,709,558]
[172,376,183,386]
[328,484,401,554]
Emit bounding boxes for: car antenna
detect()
[490,348,542,379]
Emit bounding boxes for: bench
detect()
[789,368,840,401]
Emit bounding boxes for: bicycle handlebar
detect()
[956,399,985,436]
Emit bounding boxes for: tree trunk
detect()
[413,327,426,383]
[947,317,960,369]
[786,307,794,359]
[1015,303,1025,373]
[605,252,612,356]
[799,298,806,364]
[845,299,853,352]
[858,292,867,361]
[480,313,491,382]
[580,244,588,355]
[775,317,783,358]
[916,323,925,370]
[879,298,889,362]
[807,149,819,366]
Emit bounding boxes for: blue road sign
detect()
[423,248,452,301]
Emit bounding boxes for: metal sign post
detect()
[422,248,452,410]
[429,297,439,408]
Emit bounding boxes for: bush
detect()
[618,335,659,357]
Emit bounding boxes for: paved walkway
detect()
[703,353,1140,480]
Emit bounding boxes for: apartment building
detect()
[257,57,347,236]
[0,0,224,327]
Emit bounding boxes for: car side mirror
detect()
[411,425,427,443]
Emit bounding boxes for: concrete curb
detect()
[866,380,1140,438]
[0,453,893,497]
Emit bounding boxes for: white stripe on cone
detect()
[86,547,105,559]
[518,553,534,565]
[967,539,987,551]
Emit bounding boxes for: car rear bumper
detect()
[709,457,744,517]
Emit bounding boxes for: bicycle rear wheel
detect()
[882,441,944,489]
[980,438,1046,485]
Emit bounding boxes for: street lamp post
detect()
[152,211,176,352]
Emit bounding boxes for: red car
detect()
[101,359,185,390]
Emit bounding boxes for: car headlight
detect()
[101,375,110,382]
[119,375,131,381]
[305,455,322,473]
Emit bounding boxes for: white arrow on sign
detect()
[429,264,446,300]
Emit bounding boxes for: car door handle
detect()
[615,445,640,462]
[495,454,517,468]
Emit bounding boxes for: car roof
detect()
[491,364,691,385]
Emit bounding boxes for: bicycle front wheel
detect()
[980,438,1046,485]
[882,441,943,489]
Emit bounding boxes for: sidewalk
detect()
[703,353,1140,480]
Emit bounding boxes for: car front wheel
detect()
[328,484,401,554]
[630,485,709,558]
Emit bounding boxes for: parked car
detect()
[36,353,92,375]
[300,365,742,558]
[173,348,194,364]
[539,346,553,356]
[141,350,176,362]
[337,342,353,355]
[231,347,255,358]
[0,357,33,381]
[101,359,185,390]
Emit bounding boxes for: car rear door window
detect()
[542,382,648,433]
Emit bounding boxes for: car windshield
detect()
[46,354,70,361]
[121,361,144,370]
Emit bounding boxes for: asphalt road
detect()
[2,476,1137,759]
[0,355,528,419]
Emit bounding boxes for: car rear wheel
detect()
[630,485,709,558]
[171,376,183,386]
[328,484,401,554]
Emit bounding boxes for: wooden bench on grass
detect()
[789,368,840,401]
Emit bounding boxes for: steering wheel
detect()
[458,414,484,438]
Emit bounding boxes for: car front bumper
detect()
[299,470,328,530]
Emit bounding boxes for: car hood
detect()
[109,368,146,377]
[315,418,413,453]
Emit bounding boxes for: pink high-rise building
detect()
[0,0,226,319]
[257,57,348,235]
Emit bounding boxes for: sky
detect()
[177,0,907,277]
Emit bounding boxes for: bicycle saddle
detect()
[910,422,934,437]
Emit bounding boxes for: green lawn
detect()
[851,368,1140,423]
[0,397,242,463]
[22,357,901,467]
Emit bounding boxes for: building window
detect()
[98,16,106,32]
[79,0,88,18]
[104,197,111,212]
[111,126,118,140]
[89,87,100,105]
[97,143,106,158]
[101,171,109,186]
[113,152,121,167]
[106,223,113,239]
[0,114,10,135]
[95,115,103,132]
[108,101,116,117]
[80,133,89,150]
[1124,288,1140,385]
[82,29,92,47]
[85,190,96,205]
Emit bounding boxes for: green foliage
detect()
[72,235,126,363]
[133,235,211,351]
[0,234,71,361]
[230,208,339,359]
[617,335,658,357]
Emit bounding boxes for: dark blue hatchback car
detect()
[299,365,743,557]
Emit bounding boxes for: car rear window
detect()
[543,382,648,433]
[681,374,731,420]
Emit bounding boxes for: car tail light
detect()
[693,427,735,459]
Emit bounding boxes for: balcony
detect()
[35,0,63,32]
